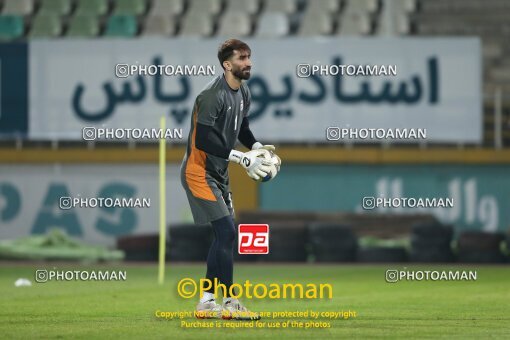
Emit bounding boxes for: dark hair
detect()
[217,39,251,69]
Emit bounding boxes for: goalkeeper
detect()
[180,39,276,320]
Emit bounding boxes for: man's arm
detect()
[195,122,270,180]
[238,117,257,150]
[239,84,274,152]
[193,89,231,158]
[192,87,270,180]
[195,123,230,159]
[237,114,275,152]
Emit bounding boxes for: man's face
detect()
[229,49,252,80]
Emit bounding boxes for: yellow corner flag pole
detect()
[158,116,167,285]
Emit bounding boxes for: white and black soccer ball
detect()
[256,151,281,182]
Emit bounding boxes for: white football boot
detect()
[195,299,224,319]
[222,298,261,321]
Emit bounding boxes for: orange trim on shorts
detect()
[185,109,217,201]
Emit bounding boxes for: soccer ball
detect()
[256,151,281,182]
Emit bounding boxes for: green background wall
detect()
[260,165,510,232]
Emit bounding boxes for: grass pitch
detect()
[1,263,509,339]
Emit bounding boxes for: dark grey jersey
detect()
[183,75,251,187]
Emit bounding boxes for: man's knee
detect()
[212,216,236,244]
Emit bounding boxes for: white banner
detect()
[29,38,482,143]
[0,164,192,246]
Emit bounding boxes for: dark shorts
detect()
[180,164,234,225]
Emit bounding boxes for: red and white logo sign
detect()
[238,224,269,254]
